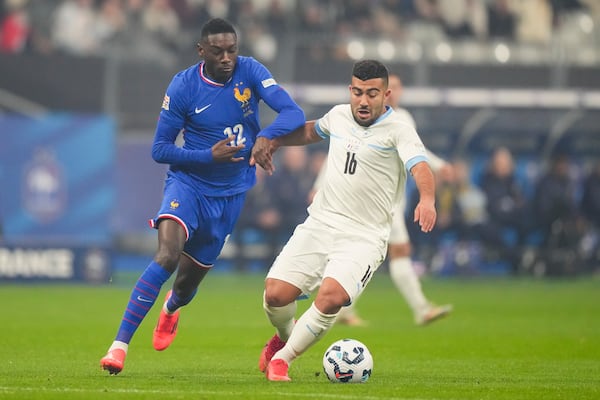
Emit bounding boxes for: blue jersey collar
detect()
[198,62,232,87]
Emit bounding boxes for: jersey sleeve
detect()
[157,72,189,130]
[247,58,305,139]
[151,71,212,165]
[397,125,428,172]
[315,106,337,139]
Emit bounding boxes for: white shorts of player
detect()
[266,215,386,305]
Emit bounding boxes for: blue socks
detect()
[115,261,171,344]
[166,288,198,313]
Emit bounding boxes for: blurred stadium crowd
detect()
[1,0,599,64]
[1,0,599,278]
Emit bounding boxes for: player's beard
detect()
[353,106,379,127]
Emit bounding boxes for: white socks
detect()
[263,294,297,342]
[108,341,128,353]
[273,302,337,365]
[389,257,429,316]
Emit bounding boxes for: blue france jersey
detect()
[155,56,303,196]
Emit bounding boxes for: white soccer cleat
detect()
[416,304,453,326]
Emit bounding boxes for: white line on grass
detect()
[0,386,440,400]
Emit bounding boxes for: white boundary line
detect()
[0,386,440,400]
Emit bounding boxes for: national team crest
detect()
[22,148,67,222]
[233,82,253,116]
[345,137,362,152]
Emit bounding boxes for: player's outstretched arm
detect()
[251,121,321,175]
[410,161,437,233]
[273,120,321,147]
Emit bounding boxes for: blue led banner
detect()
[0,114,115,282]
[0,113,115,246]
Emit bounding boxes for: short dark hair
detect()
[352,60,389,85]
[200,18,237,41]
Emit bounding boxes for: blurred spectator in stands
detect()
[533,153,581,245]
[511,0,553,43]
[436,0,488,39]
[396,0,420,19]
[123,0,145,29]
[51,0,99,56]
[269,146,313,240]
[297,1,334,61]
[371,1,403,38]
[454,158,488,240]
[114,0,173,66]
[24,0,54,54]
[142,0,181,53]
[479,147,530,273]
[95,0,127,53]
[581,160,600,272]
[240,19,278,62]
[335,0,374,36]
[455,158,521,269]
[265,0,289,36]
[298,1,330,33]
[231,0,255,33]
[532,153,585,275]
[235,167,283,271]
[487,0,516,40]
[168,0,207,32]
[0,0,30,53]
[204,0,230,19]
[581,161,600,233]
[432,160,461,241]
[414,0,438,21]
[550,0,586,18]
[579,0,600,20]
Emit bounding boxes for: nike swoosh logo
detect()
[137,296,152,303]
[195,104,211,114]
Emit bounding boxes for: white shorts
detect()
[266,216,386,304]
[388,196,409,245]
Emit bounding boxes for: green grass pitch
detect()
[1,273,599,399]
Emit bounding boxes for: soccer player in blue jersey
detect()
[100,18,305,375]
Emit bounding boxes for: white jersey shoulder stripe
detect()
[367,143,396,151]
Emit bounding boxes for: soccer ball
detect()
[322,338,373,383]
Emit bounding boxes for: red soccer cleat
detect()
[258,334,286,373]
[100,348,126,375]
[153,290,180,351]
[265,358,291,382]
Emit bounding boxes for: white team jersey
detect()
[396,106,446,172]
[309,104,428,242]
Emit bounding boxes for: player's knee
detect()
[153,249,180,272]
[263,290,291,308]
[315,281,350,314]
[388,242,411,258]
[264,280,298,307]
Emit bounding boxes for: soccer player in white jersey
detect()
[251,60,438,382]
[333,72,453,326]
